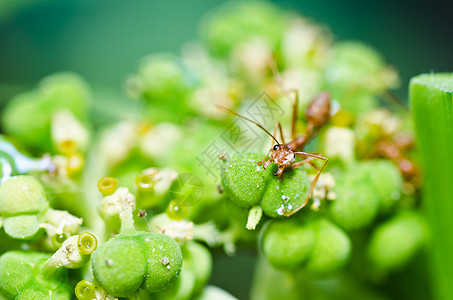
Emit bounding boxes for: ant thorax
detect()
[271,144,296,167]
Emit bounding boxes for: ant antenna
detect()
[382,90,409,110]
[268,53,286,92]
[216,105,281,145]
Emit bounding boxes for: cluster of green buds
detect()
[0,231,97,299]
[0,175,81,243]
[0,0,432,299]
[93,178,184,297]
[2,73,91,156]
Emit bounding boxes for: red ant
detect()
[217,90,331,216]
[373,134,421,192]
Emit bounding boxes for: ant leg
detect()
[258,155,270,166]
[285,152,328,216]
[274,165,285,177]
[291,156,318,169]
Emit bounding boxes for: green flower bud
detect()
[260,218,316,270]
[329,180,380,231]
[138,54,189,102]
[39,72,90,119]
[261,166,310,217]
[2,73,90,153]
[197,285,238,300]
[365,160,403,211]
[221,152,270,208]
[2,92,51,152]
[153,268,196,300]
[327,41,399,96]
[138,233,183,293]
[305,219,351,276]
[183,242,212,292]
[224,198,250,228]
[368,211,426,271]
[200,1,285,57]
[91,236,148,297]
[99,187,136,234]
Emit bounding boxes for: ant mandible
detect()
[217,90,331,215]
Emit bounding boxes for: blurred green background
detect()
[0,1,451,298]
[0,0,452,104]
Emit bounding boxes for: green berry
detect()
[260,218,315,270]
[368,211,426,271]
[261,166,310,217]
[330,180,380,231]
[305,219,351,276]
[183,242,212,292]
[138,233,183,293]
[221,151,311,219]
[221,151,270,208]
[153,268,196,300]
[91,236,147,297]
[365,160,403,211]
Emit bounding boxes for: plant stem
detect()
[410,73,453,300]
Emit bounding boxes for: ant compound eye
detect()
[273,145,279,151]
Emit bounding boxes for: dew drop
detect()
[161,257,170,266]
[105,259,114,267]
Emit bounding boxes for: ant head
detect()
[271,144,293,156]
[270,144,296,167]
